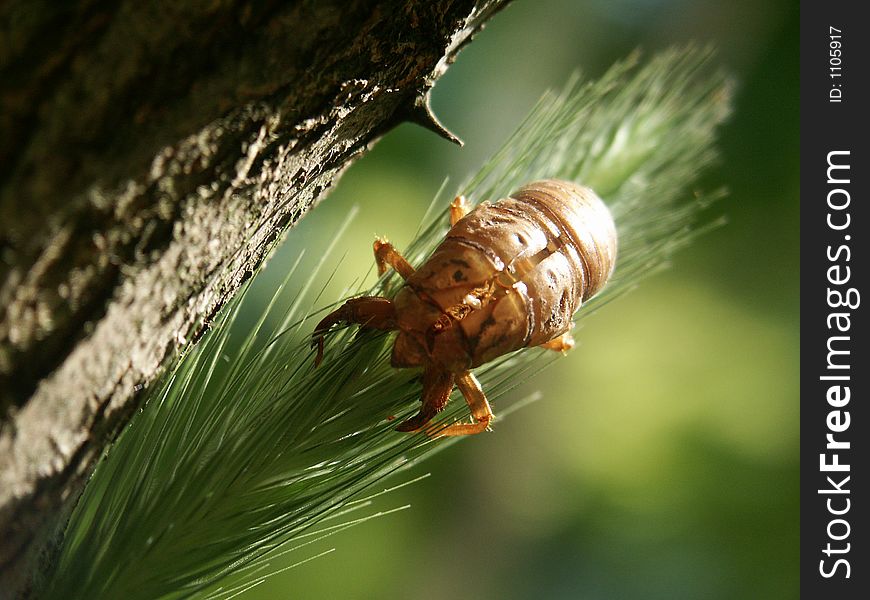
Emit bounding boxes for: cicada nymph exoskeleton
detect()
[312,179,617,436]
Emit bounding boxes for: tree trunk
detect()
[0,0,506,594]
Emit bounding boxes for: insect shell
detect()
[312,179,617,437]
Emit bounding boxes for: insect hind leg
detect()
[434,371,494,437]
[311,296,397,366]
[450,195,472,226]
[538,330,575,352]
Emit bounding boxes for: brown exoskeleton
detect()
[312,179,617,437]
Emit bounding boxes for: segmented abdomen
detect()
[408,179,617,367]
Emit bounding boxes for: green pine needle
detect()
[42,46,731,599]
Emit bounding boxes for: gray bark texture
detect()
[0,0,506,595]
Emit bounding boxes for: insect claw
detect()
[310,297,398,366]
[394,403,435,432]
[312,336,325,368]
[394,414,428,433]
[311,309,343,367]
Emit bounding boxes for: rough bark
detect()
[0,0,507,594]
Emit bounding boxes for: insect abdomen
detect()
[444,180,616,362]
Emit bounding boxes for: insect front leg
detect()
[434,371,494,437]
[395,366,455,433]
[449,195,472,226]
[373,238,415,280]
[311,296,397,366]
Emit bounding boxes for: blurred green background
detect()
[238,0,798,598]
